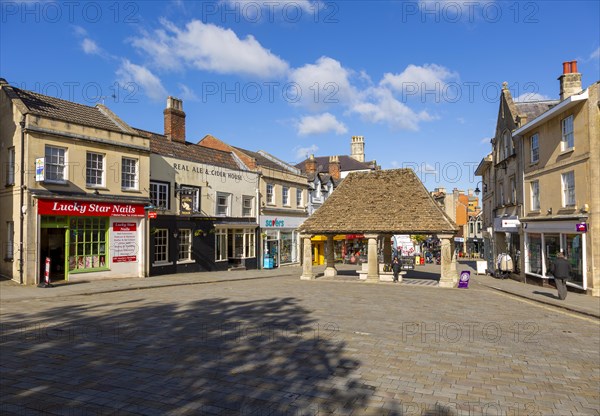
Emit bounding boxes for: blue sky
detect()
[2,0,599,194]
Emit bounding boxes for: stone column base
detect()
[300,273,316,280]
[438,279,456,288]
[324,267,337,277]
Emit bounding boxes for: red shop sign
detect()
[38,199,145,217]
[345,234,365,240]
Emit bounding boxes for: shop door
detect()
[40,228,66,282]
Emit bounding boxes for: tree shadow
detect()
[2,296,377,415]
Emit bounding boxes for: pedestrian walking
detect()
[550,252,572,300]
[392,256,401,283]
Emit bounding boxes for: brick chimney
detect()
[559,61,582,101]
[164,96,186,142]
[328,156,341,180]
[305,154,317,174]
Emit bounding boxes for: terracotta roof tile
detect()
[299,169,457,234]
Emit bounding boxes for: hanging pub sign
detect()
[35,158,45,182]
[179,191,194,215]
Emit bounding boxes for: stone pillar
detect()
[450,240,459,284]
[324,235,337,277]
[383,234,392,264]
[438,234,457,288]
[365,233,380,283]
[300,235,315,280]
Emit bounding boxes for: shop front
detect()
[523,220,587,290]
[260,215,306,268]
[37,198,146,282]
[310,235,346,265]
[493,216,521,273]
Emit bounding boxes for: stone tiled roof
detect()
[7,86,135,134]
[295,155,373,174]
[515,100,559,121]
[136,128,244,171]
[234,147,301,174]
[298,169,457,234]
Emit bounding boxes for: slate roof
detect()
[295,155,374,174]
[298,169,458,234]
[233,147,301,175]
[136,128,244,171]
[5,85,136,134]
[514,100,559,121]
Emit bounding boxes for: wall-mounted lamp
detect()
[580,204,589,213]
[173,231,179,238]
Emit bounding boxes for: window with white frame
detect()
[215,229,227,261]
[6,147,15,186]
[245,229,255,258]
[266,184,274,204]
[180,186,200,213]
[531,181,540,211]
[561,171,575,207]
[150,182,170,209]
[121,157,138,190]
[530,134,539,163]
[6,221,14,260]
[216,192,230,216]
[86,152,104,187]
[45,145,66,182]
[154,229,169,264]
[296,189,303,207]
[177,229,192,262]
[282,187,290,206]
[242,196,253,217]
[561,115,574,151]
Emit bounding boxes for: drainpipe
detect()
[255,173,262,269]
[19,114,27,285]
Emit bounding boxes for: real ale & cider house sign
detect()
[38,200,145,217]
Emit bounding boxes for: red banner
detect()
[113,222,137,232]
[38,199,145,217]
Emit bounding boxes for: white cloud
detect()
[480,137,491,144]
[221,0,320,16]
[293,144,319,161]
[130,19,289,78]
[178,83,198,101]
[297,113,348,136]
[590,47,600,60]
[514,92,553,102]
[351,87,435,131]
[289,56,357,110]
[81,38,100,55]
[381,64,458,101]
[116,60,167,102]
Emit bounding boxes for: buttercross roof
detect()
[298,169,458,234]
[136,128,245,171]
[7,86,136,134]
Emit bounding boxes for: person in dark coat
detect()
[392,256,401,283]
[550,252,572,300]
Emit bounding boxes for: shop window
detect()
[69,217,108,271]
[45,145,66,182]
[530,181,540,211]
[153,229,169,264]
[266,184,274,204]
[215,229,227,261]
[121,157,138,190]
[561,115,574,151]
[5,221,14,260]
[86,152,105,187]
[6,147,15,186]
[242,196,253,217]
[530,134,539,163]
[177,229,192,262]
[282,187,290,206]
[526,234,542,275]
[216,193,230,216]
[280,232,294,264]
[245,230,255,258]
[562,234,583,285]
[561,171,575,207]
[227,228,255,259]
[150,182,170,210]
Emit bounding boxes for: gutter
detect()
[19,114,27,285]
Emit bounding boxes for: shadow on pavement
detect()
[533,290,560,300]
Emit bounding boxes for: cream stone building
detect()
[0,79,150,284]
[513,64,599,296]
[198,136,309,268]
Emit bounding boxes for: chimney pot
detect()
[562,62,571,74]
[570,60,578,73]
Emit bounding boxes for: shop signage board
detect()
[35,158,45,182]
[148,211,158,219]
[38,199,145,217]
[112,222,137,263]
[458,271,470,288]
[576,223,587,232]
[259,215,306,229]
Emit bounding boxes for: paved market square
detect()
[1,265,599,415]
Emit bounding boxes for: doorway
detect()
[40,228,66,282]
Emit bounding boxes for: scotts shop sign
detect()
[38,200,145,217]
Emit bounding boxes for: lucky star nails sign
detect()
[38,200,145,217]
